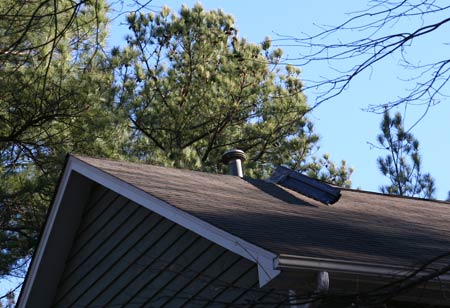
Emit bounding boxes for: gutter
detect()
[275,254,450,282]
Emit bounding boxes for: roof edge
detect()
[18,155,91,307]
[276,254,450,282]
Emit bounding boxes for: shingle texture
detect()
[75,156,450,268]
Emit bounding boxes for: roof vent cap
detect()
[268,166,341,205]
[222,149,246,177]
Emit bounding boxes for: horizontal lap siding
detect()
[53,186,283,307]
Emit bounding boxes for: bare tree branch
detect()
[275,0,450,112]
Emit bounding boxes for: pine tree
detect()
[110,4,353,180]
[376,111,435,198]
[0,0,115,279]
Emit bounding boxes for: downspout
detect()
[289,271,329,308]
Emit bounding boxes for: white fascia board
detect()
[276,254,450,282]
[68,157,280,287]
[19,157,78,308]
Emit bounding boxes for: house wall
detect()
[52,185,283,307]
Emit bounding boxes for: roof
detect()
[18,155,450,307]
[75,155,450,268]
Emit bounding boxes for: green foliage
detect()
[111,4,352,182]
[376,111,435,198]
[0,166,49,277]
[0,0,115,280]
[303,154,353,188]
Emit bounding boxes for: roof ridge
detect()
[73,154,236,178]
[339,186,450,204]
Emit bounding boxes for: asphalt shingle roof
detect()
[75,156,450,268]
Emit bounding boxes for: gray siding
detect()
[53,185,283,307]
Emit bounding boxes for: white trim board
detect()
[69,157,280,286]
[19,158,92,308]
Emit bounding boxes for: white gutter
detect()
[275,254,450,282]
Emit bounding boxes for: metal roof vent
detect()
[268,166,341,205]
[222,149,246,177]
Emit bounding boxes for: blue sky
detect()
[109,0,450,199]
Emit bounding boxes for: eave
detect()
[276,254,450,282]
